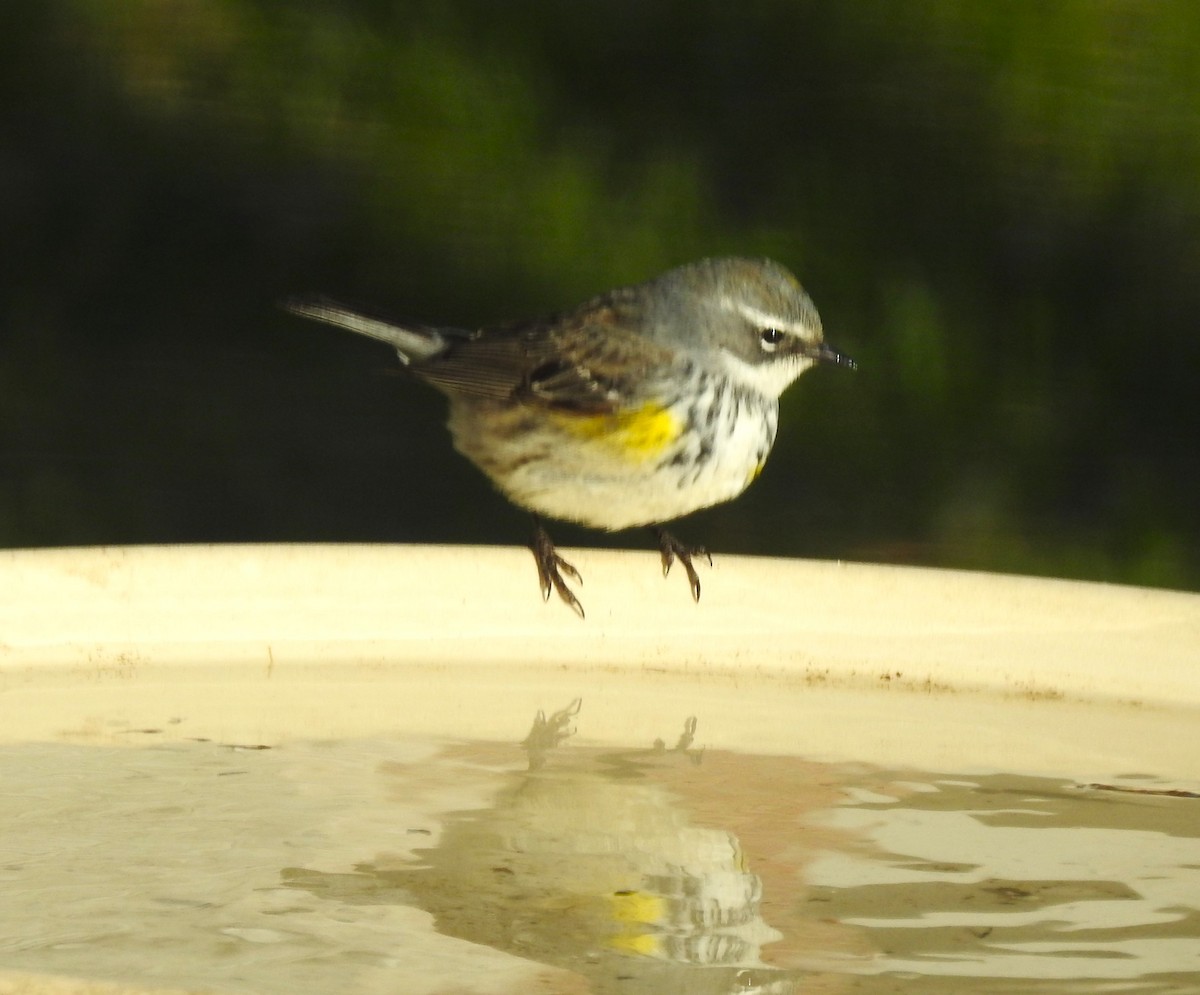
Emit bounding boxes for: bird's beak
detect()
[807,341,857,370]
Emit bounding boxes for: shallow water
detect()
[2,715,1198,994]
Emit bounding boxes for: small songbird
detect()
[285,257,853,616]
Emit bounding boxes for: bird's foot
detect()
[653,527,712,602]
[530,520,585,618]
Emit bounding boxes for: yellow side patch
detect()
[607,889,666,956]
[552,402,682,461]
[608,931,662,957]
[610,889,666,925]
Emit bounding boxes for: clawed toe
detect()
[527,521,712,615]
[530,520,585,618]
[653,527,712,602]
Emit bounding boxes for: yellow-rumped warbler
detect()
[285,257,853,616]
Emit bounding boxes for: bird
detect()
[284,257,853,617]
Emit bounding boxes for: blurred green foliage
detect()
[2,0,1198,589]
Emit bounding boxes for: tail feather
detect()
[283,296,446,364]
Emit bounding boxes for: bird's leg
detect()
[652,527,712,602]
[529,517,585,618]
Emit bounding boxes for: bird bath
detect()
[1,544,1198,994]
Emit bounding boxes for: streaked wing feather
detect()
[415,296,670,413]
[535,303,673,412]
[414,334,531,401]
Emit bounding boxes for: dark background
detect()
[3,1,1198,590]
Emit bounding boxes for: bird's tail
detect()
[282,296,447,365]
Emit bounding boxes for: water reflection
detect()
[1,722,1196,993]
[286,710,805,993]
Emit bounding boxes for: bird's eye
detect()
[760,328,785,351]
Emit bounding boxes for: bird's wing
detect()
[408,330,530,402]
[416,296,672,414]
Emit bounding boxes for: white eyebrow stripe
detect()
[718,296,809,336]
